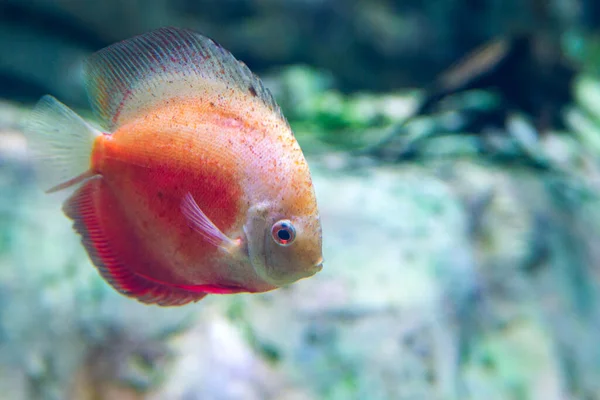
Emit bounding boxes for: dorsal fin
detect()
[84,27,284,130]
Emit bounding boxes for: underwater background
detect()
[2,0,600,399]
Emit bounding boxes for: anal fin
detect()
[63,177,207,306]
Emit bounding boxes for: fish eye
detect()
[271,220,296,246]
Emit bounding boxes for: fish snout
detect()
[302,259,323,279]
[312,260,324,273]
[264,259,323,287]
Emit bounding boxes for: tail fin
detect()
[23,95,101,193]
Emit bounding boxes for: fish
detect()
[23,27,323,306]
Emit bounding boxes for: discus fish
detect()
[23,27,323,306]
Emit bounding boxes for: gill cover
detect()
[243,203,270,283]
[244,203,322,287]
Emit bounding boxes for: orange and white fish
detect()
[23,27,323,306]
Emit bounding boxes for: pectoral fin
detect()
[180,193,239,253]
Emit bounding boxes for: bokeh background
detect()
[2,0,600,399]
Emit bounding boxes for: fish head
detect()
[244,199,323,287]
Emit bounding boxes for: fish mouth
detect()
[303,259,323,278]
[313,260,324,272]
[263,260,324,287]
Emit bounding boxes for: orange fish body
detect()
[24,28,323,306]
